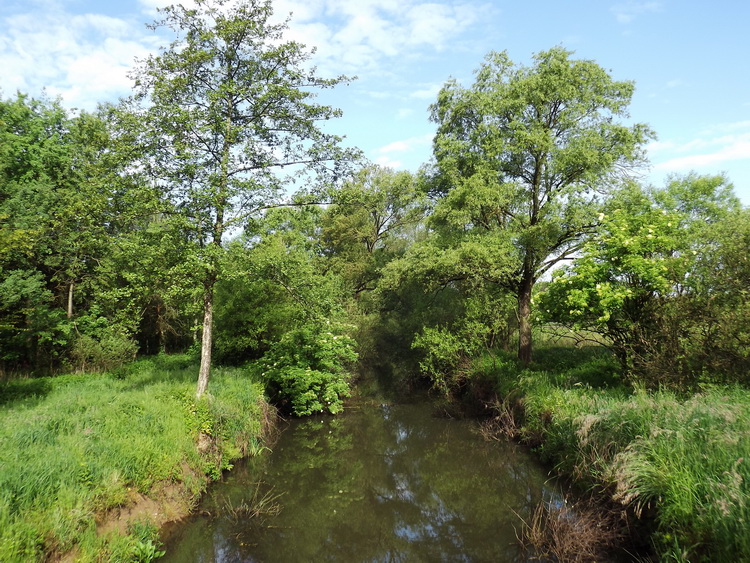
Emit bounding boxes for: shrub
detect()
[259,321,357,416]
[68,327,138,373]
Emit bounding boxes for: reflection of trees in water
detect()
[162,398,554,562]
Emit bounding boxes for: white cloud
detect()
[375,155,403,168]
[651,122,750,172]
[278,0,484,76]
[369,132,434,169]
[410,83,442,100]
[376,133,433,155]
[0,0,485,111]
[611,1,662,24]
[0,6,156,110]
[378,140,412,154]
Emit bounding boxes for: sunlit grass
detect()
[482,346,750,561]
[0,355,271,561]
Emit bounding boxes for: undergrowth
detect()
[0,354,272,562]
[479,346,750,562]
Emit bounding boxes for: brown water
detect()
[161,393,558,562]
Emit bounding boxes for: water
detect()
[162,393,557,562]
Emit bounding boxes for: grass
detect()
[517,497,623,562]
[478,345,750,562]
[0,354,273,562]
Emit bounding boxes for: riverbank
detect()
[0,355,274,562]
[475,346,750,561]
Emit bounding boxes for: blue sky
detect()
[2,0,749,203]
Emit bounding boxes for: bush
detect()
[259,321,357,416]
[68,327,138,373]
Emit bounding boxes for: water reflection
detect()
[162,397,555,562]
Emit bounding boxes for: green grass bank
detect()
[0,355,274,562]
[477,346,750,561]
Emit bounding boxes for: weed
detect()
[517,496,623,562]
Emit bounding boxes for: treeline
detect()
[2,0,749,404]
[3,2,750,559]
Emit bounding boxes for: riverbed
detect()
[161,392,558,562]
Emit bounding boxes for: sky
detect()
[1,0,749,204]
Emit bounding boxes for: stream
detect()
[161,391,560,562]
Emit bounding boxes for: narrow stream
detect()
[162,392,559,562]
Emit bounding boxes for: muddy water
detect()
[162,394,558,562]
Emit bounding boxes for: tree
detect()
[538,175,748,386]
[0,94,134,373]
[429,47,652,363]
[322,165,426,298]
[131,0,355,397]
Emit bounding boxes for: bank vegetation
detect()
[1,0,748,561]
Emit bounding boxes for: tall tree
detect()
[322,165,426,298]
[130,0,354,397]
[429,47,652,363]
[0,94,124,372]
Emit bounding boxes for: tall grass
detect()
[481,346,750,561]
[0,355,271,562]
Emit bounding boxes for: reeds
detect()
[517,497,623,562]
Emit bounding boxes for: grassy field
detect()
[0,355,273,562]
[476,345,750,561]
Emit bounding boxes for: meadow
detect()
[0,355,272,562]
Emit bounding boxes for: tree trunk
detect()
[67,282,74,319]
[517,273,534,365]
[195,283,214,398]
[156,302,167,355]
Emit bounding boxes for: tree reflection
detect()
[162,398,553,562]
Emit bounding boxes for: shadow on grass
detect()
[112,354,200,391]
[0,378,53,406]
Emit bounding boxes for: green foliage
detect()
[411,286,516,396]
[413,327,469,395]
[427,46,653,362]
[68,326,139,373]
[538,175,749,387]
[215,207,345,365]
[130,0,357,396]
[259,322,357,416]
[0,355,270,561]
[0,92,185,374]
[322,165,427,297]
[128,520,166,562]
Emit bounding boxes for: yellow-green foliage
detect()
[497,348,750,561]
[0,355,269,562]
